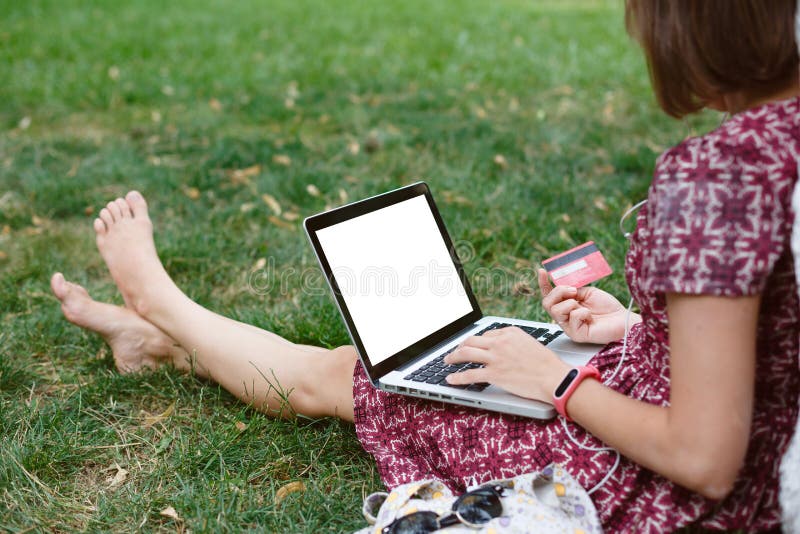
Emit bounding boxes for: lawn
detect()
[0,0,721,531]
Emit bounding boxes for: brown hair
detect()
[625,0,798,117]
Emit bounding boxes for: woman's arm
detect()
[446,293,759,500]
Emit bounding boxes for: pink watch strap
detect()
[552,365,601,421]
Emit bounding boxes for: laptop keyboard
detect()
[403,322,563,392]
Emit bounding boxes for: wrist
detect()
[540,359,571,400]
[552,364,601,421]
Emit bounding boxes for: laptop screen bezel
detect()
[304,182,482,384]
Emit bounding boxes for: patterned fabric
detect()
[352,96,800,532]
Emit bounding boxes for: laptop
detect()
[304,182,601,419]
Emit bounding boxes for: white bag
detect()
[356,464,602,533]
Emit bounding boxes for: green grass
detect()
[0,0,722,531]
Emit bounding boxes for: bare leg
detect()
[74,192,358,420]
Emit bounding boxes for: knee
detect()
[291,346,357,418]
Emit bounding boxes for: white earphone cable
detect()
[559,199,645,494]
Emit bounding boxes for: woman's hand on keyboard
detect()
[443,326,569,402]
[538,268,638,344]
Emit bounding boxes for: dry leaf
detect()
[593,197,608,211]
[227,164,261,185]
[0,251,7,261]
[602,102,614,122]
[593,164,615,176]
[160,506,181,521]
[286,81,299,99]
[106,464,128,489]
[66,159,80,178]
[363,134,381,153]
[274,481,305,505]
[235,421,248,432]
[272,154,291,167]
[183,187,200,200]
[306,184,321,197]
[441,191,471,206]
[2,225,11,235]
[268,215,293,229]
[513,280,534,296]
[143,400,176,427]
[282,212,299,221]
[493,154,508,169]
[209,98,222,111]
[84,206,95,216]
[347,141,360,155]
[261,194,282,215]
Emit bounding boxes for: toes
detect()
[106,200,122,222]
[99,208,114,229]
[125,190,149,219]
[115,197,132,219]
[51,272,91,303]
[50,272,68,300]
[94,217,107,235]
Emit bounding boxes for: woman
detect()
[51,1,800,530]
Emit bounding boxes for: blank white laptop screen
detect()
[315,195,474,366]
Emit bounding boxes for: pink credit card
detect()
[542,241,612,287]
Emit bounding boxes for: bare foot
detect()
[50,272,182,373]
[93,191,176,316]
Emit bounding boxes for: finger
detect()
[445,345,491,365]
[551,299,581,324]
[538,268,553,297]
[446,368,490,385]
[568,307,592,331]
[459,335,494,349]
[479,328,509,338]
[542,285,578,311]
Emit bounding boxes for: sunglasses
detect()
[380,484,505,533]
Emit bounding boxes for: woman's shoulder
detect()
[655,96,799,186]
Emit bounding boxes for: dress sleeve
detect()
[639,138,789,297]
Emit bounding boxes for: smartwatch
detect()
[552,365,601,422]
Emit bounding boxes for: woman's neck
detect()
[723,81,800,114]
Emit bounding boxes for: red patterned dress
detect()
[352,97,800,532]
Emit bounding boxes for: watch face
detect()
[554,369,579,397]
